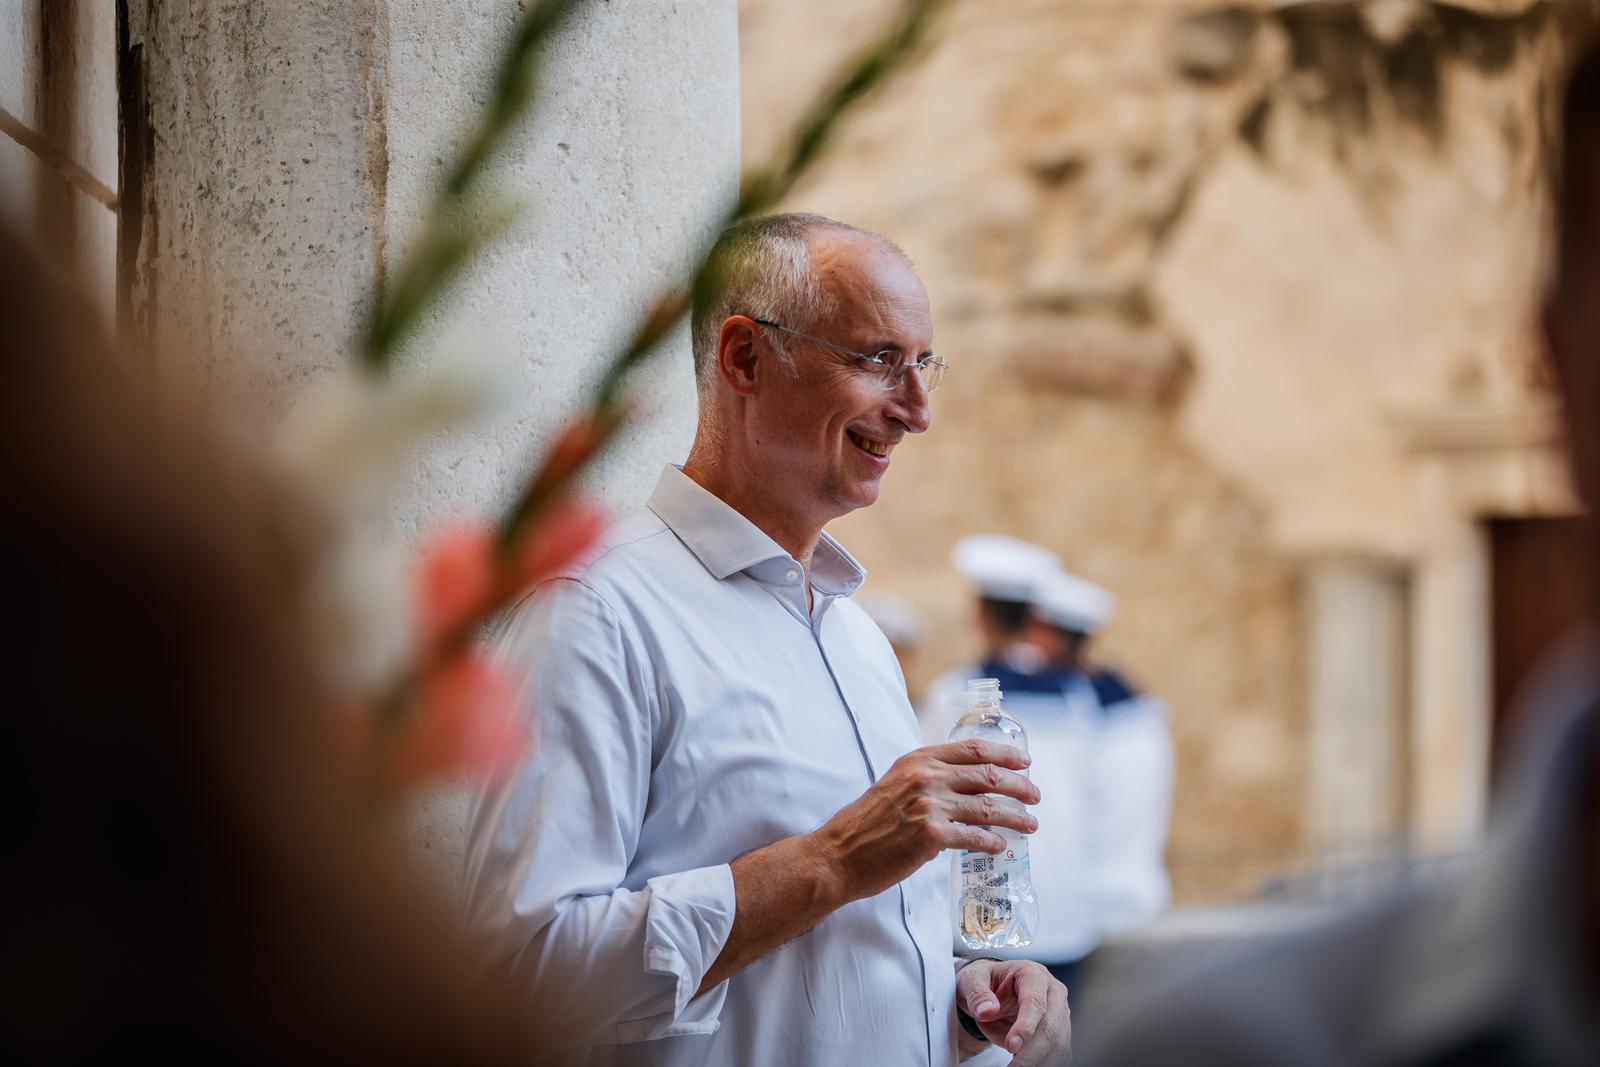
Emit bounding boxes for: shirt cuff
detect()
[616,863,737,1044]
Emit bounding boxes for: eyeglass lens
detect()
[871,354,944,393]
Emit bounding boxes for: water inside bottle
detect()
[948,678,1039,951]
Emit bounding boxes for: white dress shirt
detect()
[462,466,960,1066]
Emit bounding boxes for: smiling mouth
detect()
[846,430,892,458]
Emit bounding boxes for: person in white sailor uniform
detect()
[917,535,1062,744]
[1025,571,1174,993]
[924,564,1173,1000]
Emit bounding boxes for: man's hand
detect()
[697,740,1038,996]
[957,959,1071,1065]
[813,739,1039,901]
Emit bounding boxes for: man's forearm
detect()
[695,831,850,995]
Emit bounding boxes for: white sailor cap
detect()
[951,535,1062,603]
[1034,570,1114,635]
[855,592,923,648]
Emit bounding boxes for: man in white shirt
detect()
[463,213,1071,1066]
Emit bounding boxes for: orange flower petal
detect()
[416,523,496,650]
[508,502,608,593]
[391,655,527,786]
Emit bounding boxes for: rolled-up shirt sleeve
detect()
[462,577,737,1051]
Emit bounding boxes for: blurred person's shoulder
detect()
[1086,633,1600,1067]
[1080,890,1440,1067]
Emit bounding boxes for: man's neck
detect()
[681,444,825,575]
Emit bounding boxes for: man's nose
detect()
[887,369,932,434]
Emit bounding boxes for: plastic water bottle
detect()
[948,677,1038,950]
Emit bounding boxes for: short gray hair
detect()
[690,213,908,393]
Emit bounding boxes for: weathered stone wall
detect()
[740,0,1585,900]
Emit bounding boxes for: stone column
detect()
[1408,507,1492,853]
[123,0,738,500]
[1303,557,1409,860]
[121,0,741,901]
[1397,404,1572,854]
[121,1,393,416]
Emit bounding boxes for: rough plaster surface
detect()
[126,0,392,417]
[740,0,1571,901]
[124,0,738,907]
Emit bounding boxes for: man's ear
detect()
[716,315,762,397]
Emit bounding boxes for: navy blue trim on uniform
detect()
[1090,668,1139,710]
[979,659,1064,696]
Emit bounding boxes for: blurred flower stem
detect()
[360,0,584,369]
[500,0,948,546]
[356,0,947,790]
[364,0,943,386]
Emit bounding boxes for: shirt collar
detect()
[646,466,866,596]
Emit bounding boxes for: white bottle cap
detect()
[967,677,1002,701]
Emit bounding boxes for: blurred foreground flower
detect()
[271,358,509,693]
[388,654,521,789]
[366,496,607,794]
[417,498,609,656]
[277,0,946,801]
[275,362,505,521]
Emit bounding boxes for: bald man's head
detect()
[691,213,913,396]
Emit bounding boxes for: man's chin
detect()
[842,479,882,512]
[820,469,884,519]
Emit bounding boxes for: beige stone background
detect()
[740,0,1595,903]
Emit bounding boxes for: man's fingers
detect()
[1012,978,1071,1067]
[1002,968,1052,1059]
[923,738,1030,771]
[950,824,1007,854]
[950,794,1037,836]
[960,962,1002,1022]
[949,762,1040,804]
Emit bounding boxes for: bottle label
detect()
[957,835,1030,945]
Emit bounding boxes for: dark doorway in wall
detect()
[1487,515,1592,790]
